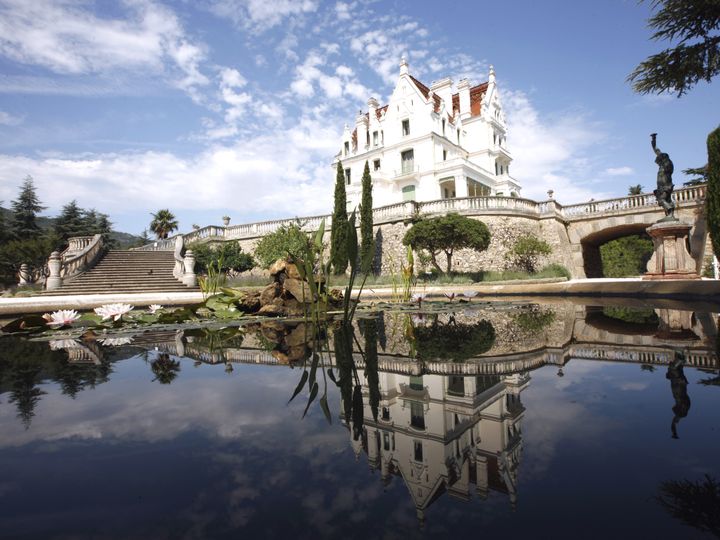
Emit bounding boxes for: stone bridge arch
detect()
[579,223,654,278]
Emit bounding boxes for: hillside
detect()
[0,207,144,248]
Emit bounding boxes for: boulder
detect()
[260,283,280,305]
[269,259,287,277]
[283,278,313,303]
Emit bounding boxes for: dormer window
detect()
[402,119,410,136]
[373,131,378,146]
[344,141,349,155]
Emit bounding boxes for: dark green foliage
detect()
[628,0,720,96]
[190,241,255,274]
[331,161,349,274]
[150,353,181,385]
[707,126,720,261]
[603,306,660,325]
[628,184,644,195]
[253,223,310,268]
[0,200,6,244]
[600,235,654,277]
[149,209,178,239]
[507,233,552,273]
[360,161,374,274]
[414,318,496,362]
[513,307,556,333]
[54,201,115,249]
[403,213,491,274]
[10,176,46,240]
[656,475,720,537]
[0,235,57,285]
[361,317,380,422]
[541,263,572,279]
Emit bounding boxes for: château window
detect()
[344,141,349,155]
[366,131,370,147]
[373,159,381,171]
[401,149,414,174]
[448,376,465,396]
[442,118,446,136]
[443,149,447,161]
[402,119,410,136]
[373,131,378,146]
[410,401,425,430]
[457,128,460,144]
[345,168,351,185]
[414,441,424,462]
[382,407,390,421]
[409,375,424,391]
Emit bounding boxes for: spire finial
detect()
[400,55,409,75]
[489,65,496,83]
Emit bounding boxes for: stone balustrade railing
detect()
[131,184,706,251]
[46,234,104,290]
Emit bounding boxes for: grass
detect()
[224,263,570,289]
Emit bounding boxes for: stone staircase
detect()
[50,250,198,295]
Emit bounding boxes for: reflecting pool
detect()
[1,299,719,539]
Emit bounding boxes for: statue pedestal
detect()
[644,221,699,280]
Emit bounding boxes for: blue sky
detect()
[0,0,717,235]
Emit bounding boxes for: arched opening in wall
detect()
[439,177,456,199]
[581,224,654,278]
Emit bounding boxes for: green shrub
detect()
[253,224,310,269]
[507,233,551,273]
[538,263,571,279]
[600,235,653,277]
[190,241,254,274]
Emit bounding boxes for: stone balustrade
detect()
[45,234,104,290]
[130,185,706,251]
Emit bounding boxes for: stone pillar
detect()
[476,454,489,499]
[46,251,63,290]
[18,263,30,286]
[644,221,700,280]
[183,250,197,287]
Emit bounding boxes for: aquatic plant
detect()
[42,310,81,328]
[147,304,163,314]
[93,303,134,322]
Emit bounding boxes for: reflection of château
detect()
[348,370,526,522]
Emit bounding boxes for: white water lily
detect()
[99,336,134,346]
[42,310,81,328]
[94,303,134,321]
[411,293,427,302]
[462,290,478,299]
[148,304,163,314]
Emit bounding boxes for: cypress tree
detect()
[707,126,720,261]
[10,176,45,240]
[360,160,374,274]
[331,161,349,274]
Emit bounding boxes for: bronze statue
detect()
[651,133,676,220]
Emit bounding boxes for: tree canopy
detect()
[507,233,552,273]
[402,213,491,274]
[253,223,310,269]
[628,0,720,96]
[331,161,349,274]
[10,176,45,240]
[149,209,179,239]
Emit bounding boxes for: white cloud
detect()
[209,0,319,33]
[0,118,341,220]
[605,166,634,176]
[504,89,611,204]
[0,0,209,98]
[0,110,22,125]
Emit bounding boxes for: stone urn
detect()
[222,216,231,226]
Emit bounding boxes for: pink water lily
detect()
[42,310,81,328]
[94,303,134,321]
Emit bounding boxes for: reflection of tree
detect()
[360,317,380,422]
[7,363,46,429]
[657,475,720,538]
[415,316,495,362]
[603,306,659,325]
[151,353,181,385]
[512,307,556,334]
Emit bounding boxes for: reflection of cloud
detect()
[619,382,649,391]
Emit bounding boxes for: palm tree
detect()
[628,184,644,195]
[149,209,179,239]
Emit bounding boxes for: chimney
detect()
[457,78,470,119]
[430,77,453,115]
[355,110,369,151]
[367,97,378,125]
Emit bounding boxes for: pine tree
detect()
[360,160,374,274]
[0,201,6,244]
[10,176,45,240]
[55,200,86,242]
[331,161,349,274]
[707,126,720,261]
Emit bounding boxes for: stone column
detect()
[644,221,699,280]
[46,251,63,290]
[182,250,197,287]
[18,263,30,286]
